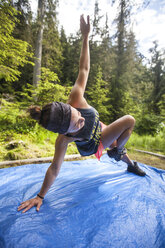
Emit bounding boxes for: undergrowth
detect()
[0,99,164,161]
[126,130,165,154]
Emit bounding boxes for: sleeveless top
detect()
[66,107,101,156]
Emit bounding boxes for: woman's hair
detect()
[28,102,71,134]
[28,106,41,121]
[28,104,52,128]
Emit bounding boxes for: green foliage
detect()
[36,67,71,105]
[21,67,71,105]
[158,94,165,118]
[0,98,79,161]
[61,34,81,85]
[13,0,33,42]
[0,1,33,83]
[42,0,62,77]
[149,41,165,114]
[87,66,110,123]
[0,98,35,134]
[91,0,103,40]
[135,111,163,136]
[0,0,164,139]
[60,28,81,85]
[127,128,165,154]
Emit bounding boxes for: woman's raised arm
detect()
[68,15,90,108]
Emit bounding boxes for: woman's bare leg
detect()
[101,115,135,164]
[101,115,135,150]
[100,116,146,176]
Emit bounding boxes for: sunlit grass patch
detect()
[127,131,165,155]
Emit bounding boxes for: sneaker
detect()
[107,147,127,161]
[127,161,146,176]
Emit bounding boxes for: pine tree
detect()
[87,66,110,123]
[109,0,132,120]
[91,0,103,41]
[62,32,82,86]
[149,41,165,114]
[87,0,104,90]
[59,27,71,85]
[42,0,62,78]
[0,0,33,93]
[12,0,32,43]
[99,13,114,83]
[10,0,34,95]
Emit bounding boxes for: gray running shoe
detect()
[127,161,146,176]
[107,147,127,161]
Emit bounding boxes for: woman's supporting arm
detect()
[37,135,69,198]
[17,135,69,213]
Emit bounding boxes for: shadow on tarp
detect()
[0,154,165,248]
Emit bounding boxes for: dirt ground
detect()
[0,150,164,170]
[128,150,165,170]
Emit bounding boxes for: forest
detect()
[0,0,165,162]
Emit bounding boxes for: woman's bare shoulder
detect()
[67,97,90,109]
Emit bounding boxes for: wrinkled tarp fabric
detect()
[0,154,165,248]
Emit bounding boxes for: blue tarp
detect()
[0,154,165,248]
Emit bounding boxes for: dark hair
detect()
[28,106,41,121]
[28,104,52,128]
[28,102,71,134]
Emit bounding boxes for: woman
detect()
[18,15,145,214]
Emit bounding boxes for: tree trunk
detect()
[33,0,45,89]
[10,0,14,6]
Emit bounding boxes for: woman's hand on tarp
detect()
[17,196,43,213]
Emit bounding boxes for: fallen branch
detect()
[0,149,164,168]
[0,154,81,168]
[133,149,165,159]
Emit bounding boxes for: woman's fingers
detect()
[87,15,90,25]
[17,201,29,211]
[17,198,43,213]
[80,14,90,35]
[22,203,33,213]
[80,14,89,26]
[36,201,42,212]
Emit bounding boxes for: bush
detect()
[127,128,165,154]
[135,113,163,135]
[0,98,35,134]
[21,67,72,106]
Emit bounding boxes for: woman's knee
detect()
[124,115,135,128]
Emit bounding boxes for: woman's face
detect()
[66,107,85,134]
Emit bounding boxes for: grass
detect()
[1,128,164,162]
[0,100,164,169]
[126,131,165,155]
[0,127,165,170]
[0,125,79,162]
